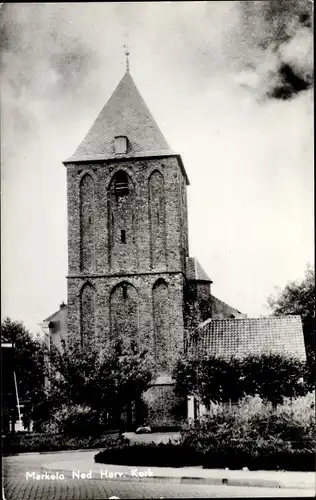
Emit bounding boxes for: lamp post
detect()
[1,339,23,433]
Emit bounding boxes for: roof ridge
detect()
[201,315,302,322]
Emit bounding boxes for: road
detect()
[3,453,314,499]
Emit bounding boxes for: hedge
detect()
[2,431,127,455]
[94,441,315,471]
[95,442,202,467]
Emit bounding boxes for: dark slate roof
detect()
[186,257,212,282]
[188,316,306,361]
[65,71,180,162]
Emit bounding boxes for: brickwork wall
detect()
[184,281,212,331]
[67,272,185,371]
[179,173,189,273]
[142,383,186,427]
[149,170,166,268]
[66,156,187,276]
[66,155,189,425]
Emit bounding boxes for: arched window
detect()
[149,170,166,268]
[152,278,169,369]
[110,282,139,348]
[108,171,136,270]
[80,282,96,347]
[80,174,95,271]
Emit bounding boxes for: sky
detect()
[1,1,314,334]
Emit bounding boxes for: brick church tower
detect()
[63,67,199,425]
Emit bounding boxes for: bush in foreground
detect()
[3,431,127,455]
[95,442,202,467]
[94,395,315,471]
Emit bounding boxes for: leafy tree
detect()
[241,354,308,406]
[43,340,156,432]
[174,352,310,406]
[267,264,315,365]
[1,317,46,430]
[174,354,245,405]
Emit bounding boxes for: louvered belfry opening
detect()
[114,171,129,197]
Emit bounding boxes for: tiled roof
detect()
[65,71,175,162]
[186,257,212,282]
[187,316,306,361]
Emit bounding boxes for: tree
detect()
[267,264,315,366]
[1,317,46,430]
[173,354,245,405]
[173,352,310,407]
[241,353,308,406]
[43,340,156,433]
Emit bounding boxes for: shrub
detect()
[3,431,126,455]
[180,394,315,470]
[95,441,202,467]
[94,395,315,471]
[51,404,105,436]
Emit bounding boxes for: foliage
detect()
[173,352,310,405]
[42,339,156,432]
[48,404,103,436]
[3,431,126,455]
[95,395,315,471]
[267,264,315,362]
[181,393,315,448]
[1,317,46,428]
[240,353,308,405]
[95,442,201,467]
[182,394,315,470]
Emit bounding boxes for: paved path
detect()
[3,451,315,499]
[3,476,315,499]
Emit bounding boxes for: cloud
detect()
[0,2,313,331]
[235,0,313,100]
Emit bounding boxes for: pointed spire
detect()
[67,71,175,162]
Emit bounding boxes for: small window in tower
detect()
[122,283,128,299]
[121,229,126,244]
[114,171,129,197]
[115,136,128,154]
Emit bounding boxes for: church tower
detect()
[63,66,191,423]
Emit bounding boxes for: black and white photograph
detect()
[1,1,315,499]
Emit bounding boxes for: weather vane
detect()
[123,43,130,73]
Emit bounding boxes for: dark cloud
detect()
[239,0,313,100]
[269,63,312,100]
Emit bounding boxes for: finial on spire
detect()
[123,43,130,72]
